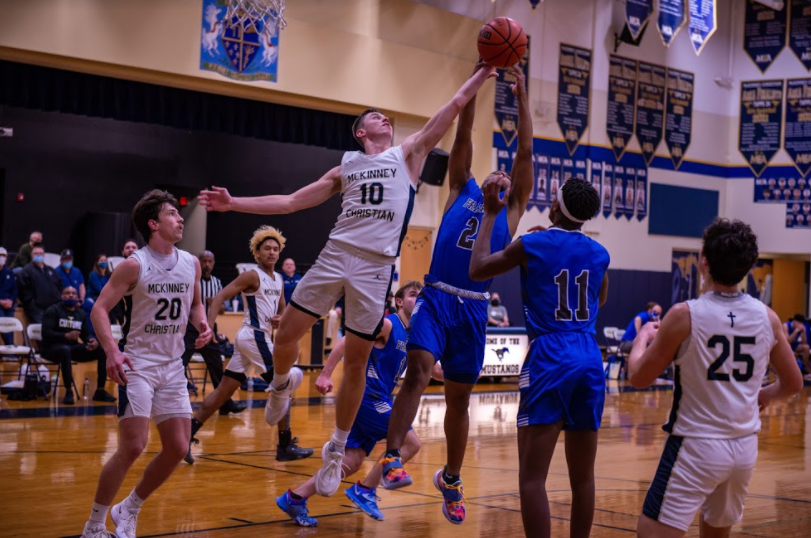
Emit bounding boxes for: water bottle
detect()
[83,377,90,400]
[232,298,240,312]
[247,377,254,392]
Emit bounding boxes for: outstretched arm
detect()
[506,65,533,235]
[199,166,342,215]
[207,271,260,329]
[402,62,496,181]
[445,86,478,213]
[759,308,804,409]
[470,178,527,281]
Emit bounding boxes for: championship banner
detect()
[744,0,787,73]
[785,78,811,177]
[754,171,811,203]
[550,156,562,203]
[635,62,666,166]
[534,154,550,210]
[607,55,637,161]
[665,68,694,170]
[623,167,636,220]
[495,36,531,147]
[590,160,603,210]
[613,165,626,219]
[575,159,587,180]
[786,201,811,228]
[562,158,574,184]
[739,80,784,177]
[199,0,280,82]
[689,0,717,56]
[635,167,648,221]
[789,0,811,71]
[497,149,513,176]
[626,0,654,40]
[672,250,700,303]
[658,0,687,47]
[602,163,614,218]
[557,44,592,155]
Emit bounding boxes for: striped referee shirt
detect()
[200,275,223,316]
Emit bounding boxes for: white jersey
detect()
[665,292,775,439]
[241,268,282,333]
[120,248,196,366]
[329,145,416,258]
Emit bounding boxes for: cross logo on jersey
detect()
[728,311,736,328]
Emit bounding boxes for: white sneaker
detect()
[314,440,345,497]
[111,501,140,538]
[81,522,115,538]
[264,367,303,426]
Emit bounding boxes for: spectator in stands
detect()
[10,231,43,275]
[181,251,246,414]
[281,257,302,304]
[619,302,662,354]
[487,292,510,327]
[17,244,62,323]
[86,254,111,302]
[55,249,86,302]
[40,286,115,405]
[0,246,18,345]
[785,314,811,380]
[121,238,139,259]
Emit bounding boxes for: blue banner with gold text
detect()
[635,62,666,166]
[665,68,694,170]
[790,0,811,71]
[658,0,687,47]
[607,55,637,161]
[744,0,787,73]
[739,80,784,177]
[557,44,592,155]
[689,0,717,55]
[785,78,811,177]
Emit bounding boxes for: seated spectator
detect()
[487,292,510,327]
[785,314,811,380]
[10,231,43,275]
[87,254,111,302]
[619,302,662,354]
[121,239,139,259]
[109,240,139,323]
[40,286,115,405]
[0,246,18,345]
[281,257,302,304]
[17,244,62,323]
[55,249,86,302]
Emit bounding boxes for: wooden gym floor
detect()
[0,364,809,538]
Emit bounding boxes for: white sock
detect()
[89,502,109,525]
[330,427,351,452]
[125,489,144,510]
[272,372,290,390]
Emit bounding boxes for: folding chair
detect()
[185,353,211,396]
[612,329,628,380]
[0,317,33,381]
[26,324,79,400]
[107,256,125,271]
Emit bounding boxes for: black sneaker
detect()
[184,437,199,465]
[276,438,314,462]
[62,392,75,405]
[219,400,248,415]
[92,389,117,403]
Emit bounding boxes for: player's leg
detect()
[443,379,474,477]
[637,515,687,538]
[517,422,563,538]
[564,429,598,538]
[192,375,242,425]
[199,343,243,414]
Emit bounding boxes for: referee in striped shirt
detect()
[182,250,247,414]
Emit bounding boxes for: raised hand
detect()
[198,186,233,212]
[509,64,526,99]
[483,175,511,215]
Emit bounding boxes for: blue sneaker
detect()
[380,456,412,490]
[276,490,317,527]
[345,481,385,521]
[433,470,466,524]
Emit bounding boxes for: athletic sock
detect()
[125,489,145,510]
[271,372,290,391]
[385,448,401,459]
[191,418,203,437]
[279,429,292,448]
[329,427,350,452]
[442,470,461,485]
[289,490,304,501]
[89,503,109,525]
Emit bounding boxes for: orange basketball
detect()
[477,17,528,68]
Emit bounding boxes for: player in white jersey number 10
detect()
[80,190,213,538]
[199,61,498,498]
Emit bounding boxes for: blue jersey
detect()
[427,177,511,292]
[521,229,610,340]
[365,313,408,401]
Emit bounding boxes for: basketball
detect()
[477,17,527,68]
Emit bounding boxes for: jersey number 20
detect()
[155,298,182,321]
[554,269,590,321]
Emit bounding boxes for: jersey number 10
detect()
[554,269,590,321]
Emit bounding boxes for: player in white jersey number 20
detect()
[628,218,802,538]
[199,61,498,497]
[80,190,213,538]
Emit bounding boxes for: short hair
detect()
[131,190,180,242]
[394,280,422,304]
[645,302,659,310]
[352,108,380,148]
[560,179,600,222]
[123,238,138,247]
[793,314,807,323]
[701,219,759,287]
[249,225,286,254]
[31,243,44,252]
[198,250,215,260]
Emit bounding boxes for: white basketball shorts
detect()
[290,240,393,340]
[225,325,274,377]
[118,360,192,423]
[642,434,758,531]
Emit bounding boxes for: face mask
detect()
[98,262,108,269]
[490,299,500,307]
[62,262,73,270]
[33,255,45,264]
[62,299,79,308]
